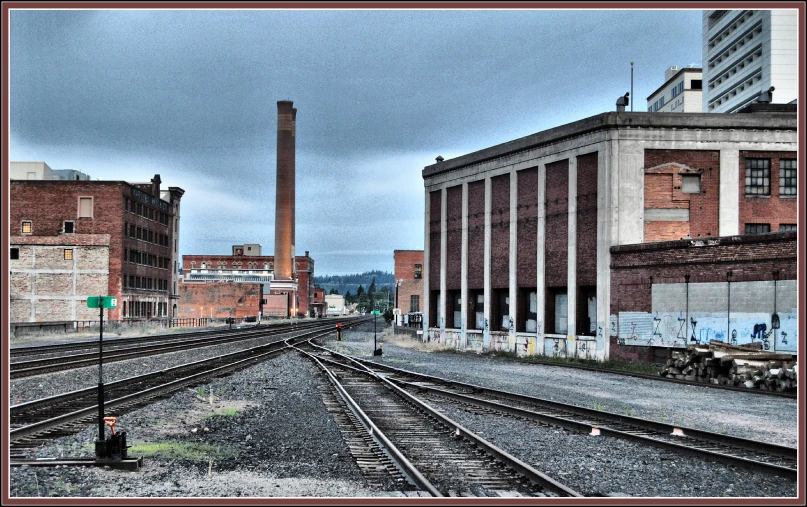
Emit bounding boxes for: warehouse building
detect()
[10,171,185,322]
[421,101,797,361]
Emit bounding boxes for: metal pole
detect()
[630,62,634,112]
[726,271,732,342]
[685,274,690,343]
[98,296,105,443]
[374,309,377,353]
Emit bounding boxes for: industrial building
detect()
[10,171,185,321]
[180,245,316,319]
[393,249,424,326]
[703,9,798,112]
[421,100,797,361]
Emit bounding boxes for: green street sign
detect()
[372,310,381,315]
[87,296,118,309]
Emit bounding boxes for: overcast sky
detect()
[9,7,703,275]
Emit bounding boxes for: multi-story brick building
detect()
[181,245,316,318]
[421,102,797,361]
[393,250,424,326]
[9,172,185,322]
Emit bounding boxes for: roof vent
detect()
[616,92,630,112]
[435,156,444,163]
[758,86,775,103]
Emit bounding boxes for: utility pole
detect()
[630,61,634,112]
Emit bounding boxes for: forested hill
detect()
[313,270,394,296]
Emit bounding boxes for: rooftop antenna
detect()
[630,62,634,112]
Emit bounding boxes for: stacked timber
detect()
[658,340,797,392]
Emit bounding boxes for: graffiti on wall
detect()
[611,311,797,351]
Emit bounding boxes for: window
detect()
[691,79,702,90]
[682,174,701,194]
[123,301,126,317]
[410,295,420,313]
[64,221,75,234]
[414,264,422,279]
[745,159,770,195]
[779,224,797,232]
[745,223,770,235]
[780,160,797,196]
[21,221,32,234]
[11,248,19,260]
[64,248,73,260]
[78,197,93,218]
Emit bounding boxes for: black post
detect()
[98,297,105,444]
[726,271,733,341]
[630,62,634,112]
[374,310,377,353]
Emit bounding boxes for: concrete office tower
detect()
[703,9,798,112]
[274,100,296,280]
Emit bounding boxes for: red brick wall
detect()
[428,191,442,292]
[738,151,798,232]
[609,232,797,362]
[544,160,568,287]
[10,180,176,321]
[490,174,510,289]
[516,168,538,287]
[643,150,720,241]
[467,181,486,290]
[445,185,463,290]
[394,250,424,314]
[576,152,598,286]
[178,282,262,319]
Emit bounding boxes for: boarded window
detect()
[64,249,73,260]
[78,197,93,218]
[681,174,701,194]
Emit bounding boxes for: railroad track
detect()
[10,320,340,378]
[9,319,369,455]
[297,342,581,498]
[319,346,797,480]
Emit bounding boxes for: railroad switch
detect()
[95,416,130,461]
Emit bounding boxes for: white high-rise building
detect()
[703,9,798,112]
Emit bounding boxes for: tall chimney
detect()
[275,101,296,280]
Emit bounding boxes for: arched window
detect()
[201,262,207,269]
[268,262,273,270]
[191,261,196,269]
[263,262,269,269]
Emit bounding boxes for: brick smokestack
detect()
[274,100,296,280]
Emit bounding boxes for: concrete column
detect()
[567,156,578,342]
[617,144,644,245]
[440,186,447,339]
[71,247,77,321]
[483,176,492,347]
[536,163,546,355]
[509,170,518,349]
[596,147,611,361]
[423,188,430,338]
[719,149,740,237]
[461,182,469,348]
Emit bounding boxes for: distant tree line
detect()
[314,270,394,310]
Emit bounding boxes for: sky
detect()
[8,6,704,275]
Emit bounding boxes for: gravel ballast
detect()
[9,320,799,499]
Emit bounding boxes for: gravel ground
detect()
[10,350,383,498]
[8,320,800,499]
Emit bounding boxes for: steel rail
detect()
[294,344,441,497]
[303,343,582,497]
[334,351,797,478]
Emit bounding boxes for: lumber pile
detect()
[658,340,797,392]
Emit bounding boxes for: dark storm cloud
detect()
[10,8,703,273]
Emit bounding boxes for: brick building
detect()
[393,250,424,326]
[9,173,185,322]
[10,235,110,322]
[610,232,797,363]
[181,245,316,318]
[421,103,797,361]
[177,281,264,320]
